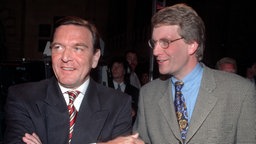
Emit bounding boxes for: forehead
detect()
[54,25,93,41]
[152,25,180,38]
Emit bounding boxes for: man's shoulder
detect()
[140,77,169,93]
[9,78,52,90]
[7,78,55,102]
[143,77,168,86]
[204,66,254,90]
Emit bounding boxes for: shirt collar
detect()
[59,78,90,95]
[113,81,124,88]
[171,63,203,85]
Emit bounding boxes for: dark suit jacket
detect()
[108,81,139,111]
[133,64,256,144]
[4,77,132,144]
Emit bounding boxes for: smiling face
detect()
[152,25,198,80]
[51,25,101,89]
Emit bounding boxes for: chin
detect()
[159,71,167,75]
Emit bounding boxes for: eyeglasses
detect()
[148,37,184,49]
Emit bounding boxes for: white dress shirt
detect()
[129,72,141,89]
[59,78,89,111]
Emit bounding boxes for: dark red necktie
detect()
[67,90,80,144]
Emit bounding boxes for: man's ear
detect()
[188,41,198,55]
[92,49,101,68]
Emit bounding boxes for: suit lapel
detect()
[36,77,70,143]
[158,66,219,143]
[186,66,218,142]
[72,79,109,143]
[158,79,182,141]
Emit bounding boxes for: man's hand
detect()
[22,133,42,144]
[98,133,145,144]
[22,132,145,144]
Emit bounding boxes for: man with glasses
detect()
[133,3,256,144]
[96,3,256,144]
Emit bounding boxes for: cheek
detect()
[51,55,60,68]
[174,46,188,57]
[78,54,96,70]
[164,46,185,57]
[77,55,90,66]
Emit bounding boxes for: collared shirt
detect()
[59,78,89,111]
[113,81,125,92]
[171,63,203,122]
[130,72,141,89]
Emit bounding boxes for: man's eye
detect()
[160,39,169,46]
[74,46,85,51]
[52,45,63,50]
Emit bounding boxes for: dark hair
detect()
[52,16,101,53]
[151,3,205,61]
[125,49,138,57]
[109,56,130,84]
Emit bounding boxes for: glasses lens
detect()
[159,39,169,49]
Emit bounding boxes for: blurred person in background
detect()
[107,56,139,125]
[215,57,237,73]
[125,50,141,89]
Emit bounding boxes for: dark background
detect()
[0,0,255,75]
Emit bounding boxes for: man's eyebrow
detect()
[50,42,89,48]
[75,43,89,48]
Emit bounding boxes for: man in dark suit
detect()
[107,57,139,125]
[4,16,132,144]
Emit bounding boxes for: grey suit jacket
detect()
[4,77,132,144]
[133,64,256,144]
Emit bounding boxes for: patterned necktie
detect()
[174,81,188,141]
[67,90,80,144]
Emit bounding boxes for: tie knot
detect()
[67,90,80,104]
[175,81,184,91]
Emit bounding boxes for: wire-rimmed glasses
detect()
[148,37,183,49]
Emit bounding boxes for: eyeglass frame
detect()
[148,37,184,49]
